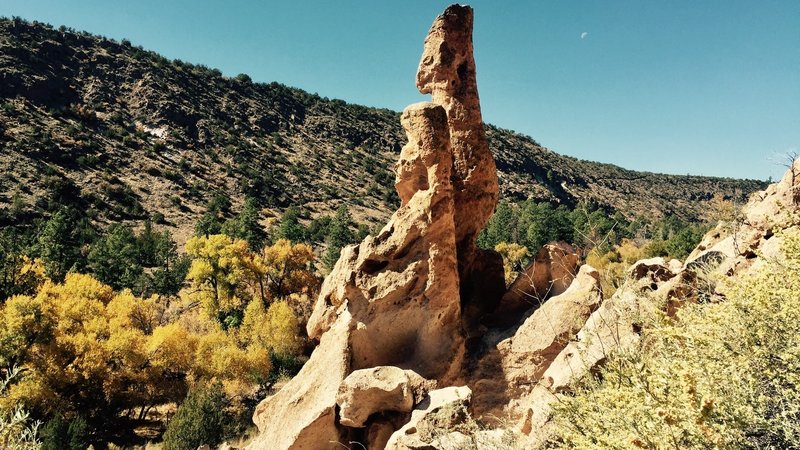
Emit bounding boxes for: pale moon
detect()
[580,32,588,39]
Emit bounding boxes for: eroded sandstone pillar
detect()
[417,4,505,342]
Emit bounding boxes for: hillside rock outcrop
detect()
[337,367,434,428]
[243,6,799,450]
[498,265,603,389]
[686,159,800,283]
[500,163,800,445]
[385,386,473,450]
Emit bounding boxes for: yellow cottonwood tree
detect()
[260,239,318,301]
[0,234,319,433]
[241,299,302,356]
[185,234,257,323]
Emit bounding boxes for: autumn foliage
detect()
[0,235,320,441]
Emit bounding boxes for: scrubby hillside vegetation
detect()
[0,17,766,247]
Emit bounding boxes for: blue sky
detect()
[2,1,798,181]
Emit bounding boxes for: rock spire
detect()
[246,5,504,449]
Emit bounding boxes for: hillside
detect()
[0,18,767,245]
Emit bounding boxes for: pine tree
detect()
[37,208,94,281]
[276,206,307,243]
[221,197,266,251]
[87,224,143,290]
[322,205,355,270]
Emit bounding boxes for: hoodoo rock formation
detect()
[247,6,504,448]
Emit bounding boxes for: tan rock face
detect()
[686,160,800,281]
[385,386,473,450]
[468,265,601,421]
[499,265,602,387]
[492,242,580,325]
[501,165,800,441]
[307,102,463,379]
[250,95,474,448]
[247,6,576,449]
[247,310,351,450]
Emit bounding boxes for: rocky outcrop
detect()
[306,102,464,381]
[498,265,602,388]
[248,310,351,449]
[249,100,462,450]
[244,6,800,450]
[686,159,800,283]
[500,259,676,444]
[500,165,800,445]
[416,5,498,244]
[417,4,506,342]
[467,265,602,424]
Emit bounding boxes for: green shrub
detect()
[40,415,87,450]
[161,384,236,450]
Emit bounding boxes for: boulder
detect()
[628,257,675,284]
[468,265,601,421]
[498,265,602,386]
[247,311,351,450]
[385,386,472,450]
[336,366,433,428]
[685,159,800,280]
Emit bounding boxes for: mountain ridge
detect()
[0,17,767,245]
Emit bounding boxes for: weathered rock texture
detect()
[496,163,800,446]
[249,310,350,449]
[307,102,464,380]
[417,5,497,243]
[248,100,463,450]
[467,265,603,423]
[247,6,504,448]
[385,386,473,450]
[245,6,800,450]
[417,4,506,341]
[498,265,602,390]
[686,159,800,284]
